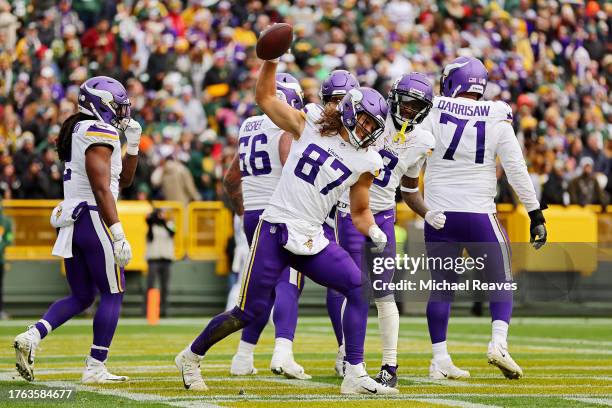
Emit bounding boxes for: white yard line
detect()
[564,397,612,406]
[411,398,502,408]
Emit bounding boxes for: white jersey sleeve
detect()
[63,120,122,205]
[495,121,540,212]
[239,114,284,211]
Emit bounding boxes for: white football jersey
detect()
[238,114,284,211]
[63,120,122,205]
[338,114,435,213]
[263,104,383,234]
[421,96,539,213]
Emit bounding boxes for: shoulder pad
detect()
[303,103,324,124]
[82,121,119,141]
[492,101,514,122]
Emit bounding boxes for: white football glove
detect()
[425,210,446,230]
[110,223,132,267]
[124,119,142,155]
[368,224,387,253]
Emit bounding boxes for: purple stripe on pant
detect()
[240,209,307,344]
[35,209,124,361]
[424,211,513,344]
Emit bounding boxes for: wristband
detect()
[126,145,139,156]
[109,222,125,240]
[400,185,419,193]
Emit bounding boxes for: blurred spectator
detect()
[569,157,607,207]
[151,154,201,207]
[144,207,175,318]
[0,0,606,207]
[13,132,36,176]
[541,161,569,206]
[21,159,50,199]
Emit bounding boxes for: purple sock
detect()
[341,287,369,365]
[34,322,49,339]
[326,288,345,346]
[191,307,249,356]
[241,295,273,345]
[489,301,512,323]
[38,294,95,339]
[90,293,123,361]
[273,281,300,341]
[426,301,451,344]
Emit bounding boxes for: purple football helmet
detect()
[440,56,488,99]
[338,87,388,149]
[388,72,433,131]
[78,76,131,130]
[319,70,359,104]
[276,73,304,110]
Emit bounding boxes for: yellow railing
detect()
[2,200,608,276]
[186,201,233,274]
[3,200,185,273]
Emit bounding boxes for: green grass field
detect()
[0,316,611,407]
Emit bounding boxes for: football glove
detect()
[124,119,142,155]
[110,223,132,267]
[425,210,446,230]
[528,206,547,250]
[368,224,387,253]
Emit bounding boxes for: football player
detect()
[318,70,360,374]
[334,72,436,386]
[225,73,311,379]
[175,56,399,395]
[14,76,141,383]
[405,56,547,380]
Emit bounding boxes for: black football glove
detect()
[528,205,547,250]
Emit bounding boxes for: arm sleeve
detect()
[495,122,540,212]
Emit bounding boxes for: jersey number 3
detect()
[239,134,272,176]
[294,144,352,195]
[440,113,486,164]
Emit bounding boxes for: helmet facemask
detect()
[347,112,385,149]
[389,90,432,133]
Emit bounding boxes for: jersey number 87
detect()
[294,144,352,195]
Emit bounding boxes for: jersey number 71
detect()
[294,144,352,195]
[440,113,486,164]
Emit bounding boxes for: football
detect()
[256,23,293,61]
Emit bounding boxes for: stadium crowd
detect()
[0,0,609,207]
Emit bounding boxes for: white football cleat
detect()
[270,353,311,380]
[14,326,40,382]
[487,341,523,379]
[334,345,345,377]
[82,356,128,383]
[230,352,258,376]
[429,356,471,380]
[341,362,399,395]
[175,348,208,390]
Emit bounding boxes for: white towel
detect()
[51,200,88,259]
[282,219,329,256]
